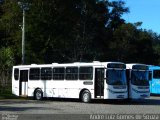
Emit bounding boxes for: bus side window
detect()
[79,67,93,80]
[20,70,28,82]
[41,67,52,80]
[14,68,19,80]
[29,68,40,80]
[149,71,152,81]
[53,67,65,80]
[66,67,78,80]
[153,70,160,79]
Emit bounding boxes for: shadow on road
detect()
[47,96,160,106]
[0,106,41,112]
[0,96,160,106]
[90,97,160,105]
[0,99,46,105]
[42,97,160,106]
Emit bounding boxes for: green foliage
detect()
[0,47,14,69]
[109,23,157,64]
[0,0,160,66]
[0,47,14,93]
[1,0,160,94]
[109,23,138,61]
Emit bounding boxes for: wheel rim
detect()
[83,93,89,102]
[36,91,42,100]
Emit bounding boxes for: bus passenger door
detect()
[95,68,104,98]
[19,70,28,96]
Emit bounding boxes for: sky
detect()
[122,0,160,34]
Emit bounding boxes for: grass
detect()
[0,93,19,99]
[0,92,29,100]
[0,87,22,99]
[0,88,30,100]
[0,88,17,99]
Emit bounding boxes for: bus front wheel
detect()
[81,90,91,103]
[34,89,43,100]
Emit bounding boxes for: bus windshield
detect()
[131,70,149,86]
[106,69,127,85]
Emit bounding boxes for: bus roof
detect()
[13,61,126,69]
[126,63,148,70]
[148,65,160,70]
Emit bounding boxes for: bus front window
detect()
[131,71,149,86]
[106,69,127,85]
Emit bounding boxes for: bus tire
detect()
[34,89,43,100]
[81,90,91,103]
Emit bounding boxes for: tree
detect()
[25,0,112,63]
[0,47,14,93]
[109,23,155,64]
[135,30,155,64]
[0,0,22,63]
[109,23,138,62]
[107,0,129,31]
[0,0,20,92]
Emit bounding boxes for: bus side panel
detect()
[27,80,90,99]
[151,79,160,94]
[27,81,43,97]
[149,69,160,94]
[51,81,93,99]
[12,79,19,96]
[12,69,19,96]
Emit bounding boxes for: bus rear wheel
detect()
[81,90,91,103]
[34,89,43,100]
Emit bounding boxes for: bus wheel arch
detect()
[80,89,91,103]
[34,88,43,100]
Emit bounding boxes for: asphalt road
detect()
[0,96,160,120]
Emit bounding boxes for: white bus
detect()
[126,64,150,100]
[12,61,127,102]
